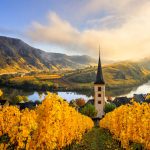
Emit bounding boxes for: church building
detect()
[94,49,105,118]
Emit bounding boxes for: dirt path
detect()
[72,127,123,150]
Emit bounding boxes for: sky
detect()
[0,0,150,61]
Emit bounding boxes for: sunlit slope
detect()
[0,36,97,74]
[65,61,150,88]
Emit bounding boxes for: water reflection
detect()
[57,92,93,102]
[28,91,93,102]
[28,92,46,101]
[106,87,134,97]
[120,81,150,97]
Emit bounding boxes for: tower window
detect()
[98,101,101,104]
[98,94,101,97]
[98,87,101,91]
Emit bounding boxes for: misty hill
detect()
[64,61,150,89]
[0,36,97,73]
[138,57,150,70]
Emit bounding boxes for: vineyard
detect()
[100,102,150,149]
[9,74,62,82]
[0,93,94,149]
[0,92,150,150]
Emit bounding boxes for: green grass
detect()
[69,127,144,150]
[70,127,144,150]
[71,127,123,150]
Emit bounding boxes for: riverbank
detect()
[1,60,150,95]
[1,72,150,90]
[1,79,150,103]
[0,76,150,97]
[0,68,150,100]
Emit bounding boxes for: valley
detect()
[1,60,150,92]
[1,36,150,100]
[1,1,150,149]
[1,60,150,103]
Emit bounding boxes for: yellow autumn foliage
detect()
[0,106,37,149]
[100,102,150,149]
[0,93,94,149]
[145,93,150,100]
[0,90,3,97]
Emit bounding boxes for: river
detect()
[1,81,150,102]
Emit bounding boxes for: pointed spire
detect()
[99,45,100,58]
[94,45,105,84]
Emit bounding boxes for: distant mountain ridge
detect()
[0,36,97,73]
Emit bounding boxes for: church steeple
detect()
[94,46,105,84]
[94,45,105,118]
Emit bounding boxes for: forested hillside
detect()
[64,61,150,89]
[0,36,97,73]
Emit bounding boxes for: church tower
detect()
[94,47,105,118]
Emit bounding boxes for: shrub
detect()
[81,104,97,117]
[104,103,116,113]
[75,98,86,107]
[69,100,79,109]
[12,95,29,104]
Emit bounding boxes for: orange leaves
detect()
[100,102,150,149]
[0,90,3,97]
[0,106,21,136]
[0,93,94,149]
[0,106,37,149]
[30,93,94,149]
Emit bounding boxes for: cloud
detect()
[27,13,80,46]
[82,0,145,17]
[27,1,150,61]
[85,15,125,29]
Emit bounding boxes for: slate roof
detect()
[86,99,94,105]
[112,97,131,107]
[133,94,145,103]
[17,102,37,110]
[94,48,105,84]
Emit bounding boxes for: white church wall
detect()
[94,84,105,118]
